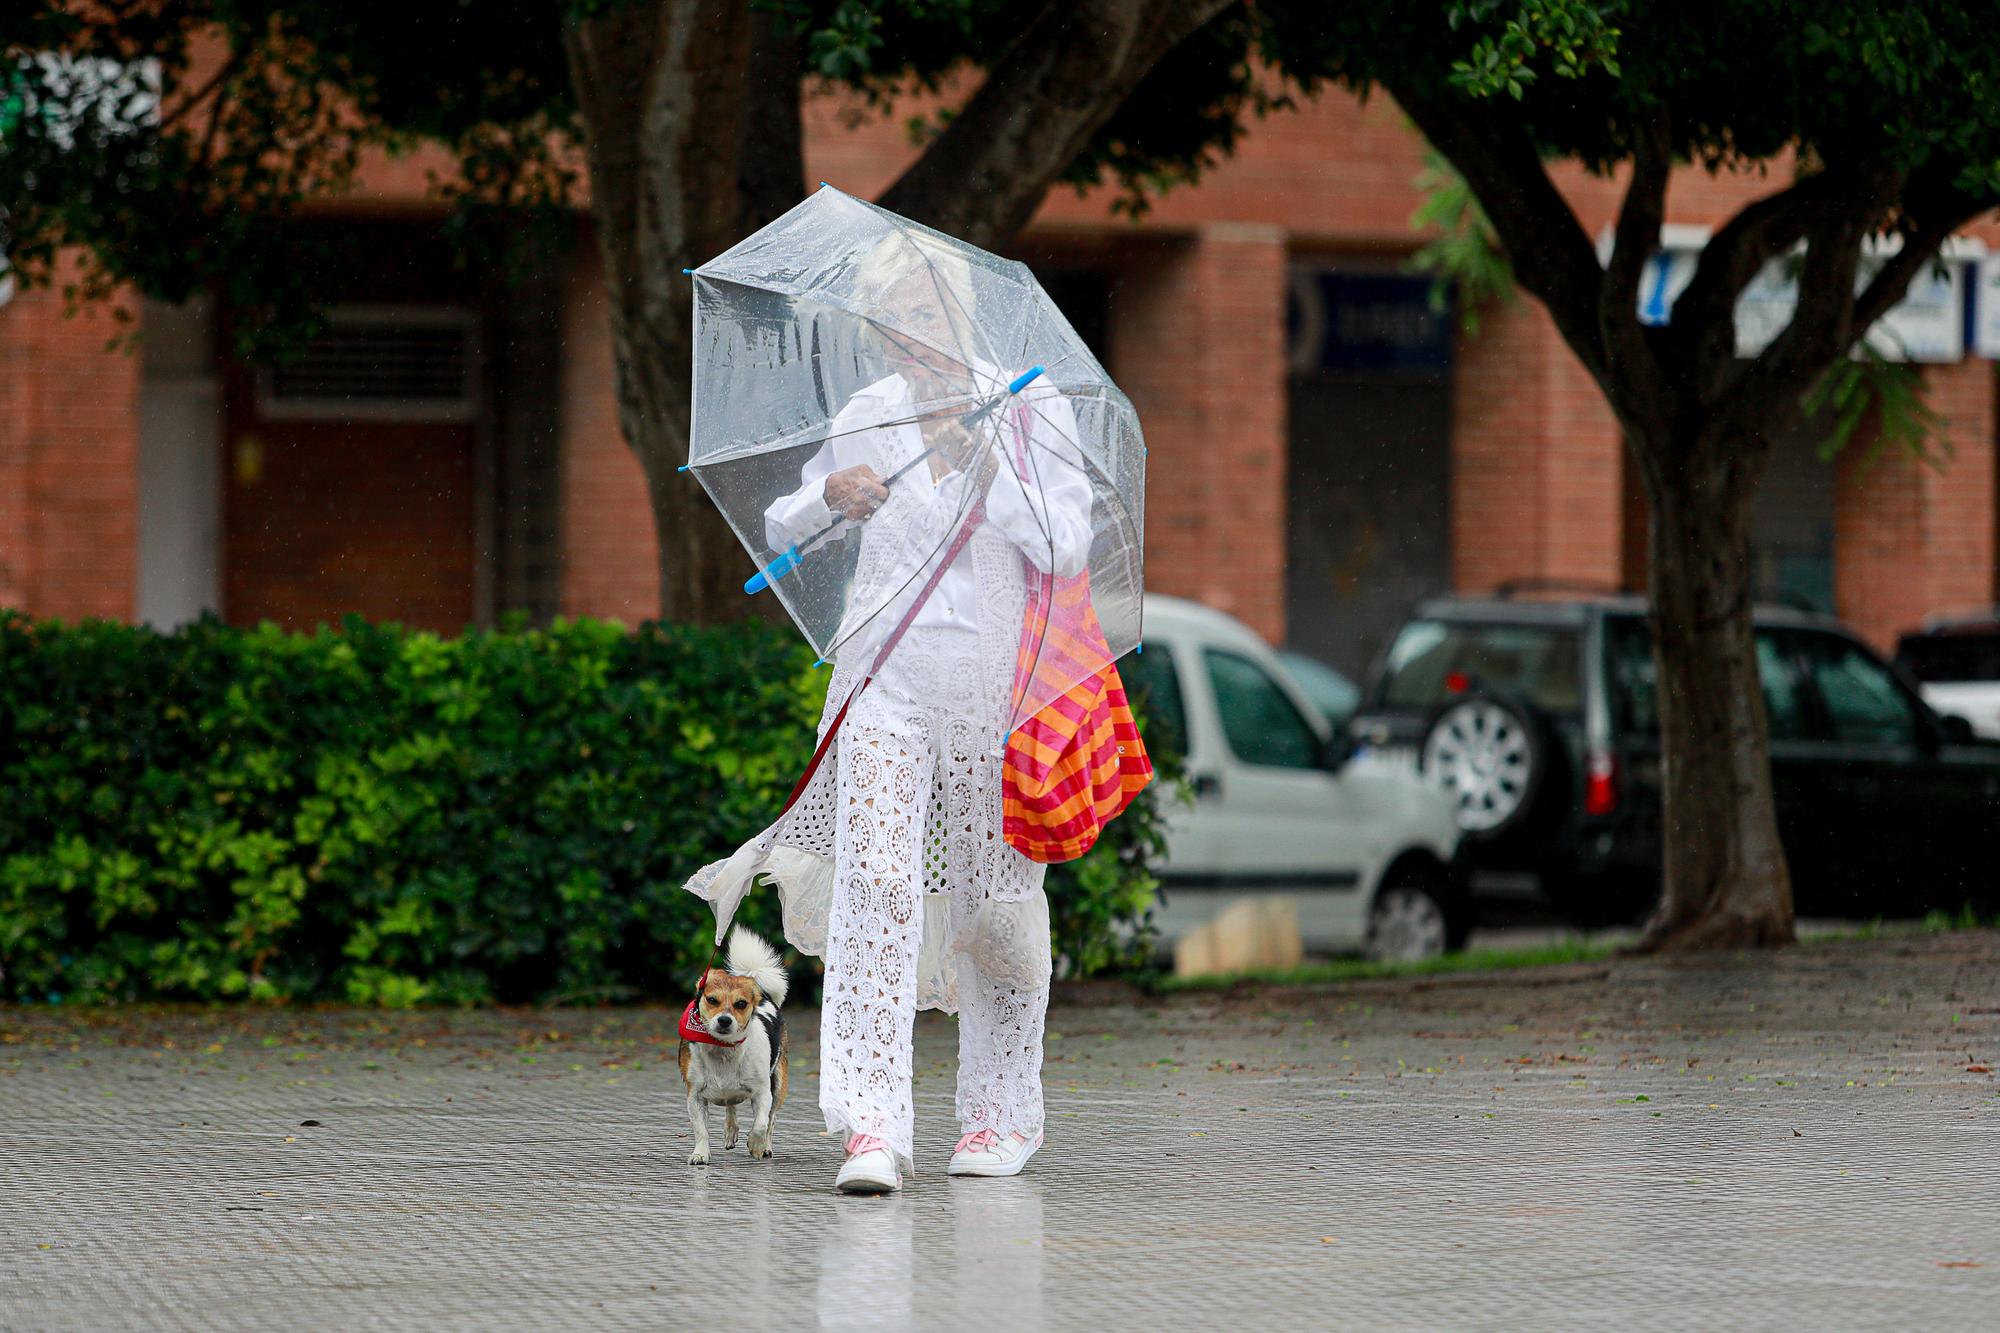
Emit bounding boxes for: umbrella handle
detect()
[744,546,802,594]
[742,367,1045,596]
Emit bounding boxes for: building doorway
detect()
[1285,264,1455,682]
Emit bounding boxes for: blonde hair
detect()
[854,230,979,354]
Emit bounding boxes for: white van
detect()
[1124,595,1469,960]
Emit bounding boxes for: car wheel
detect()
[1419,692,1546,839]
[1366,869,1459,962]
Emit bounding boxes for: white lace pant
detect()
[818,628,1050,1168]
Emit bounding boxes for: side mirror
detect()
[1320,732,1356,773]
[1940,714,1977,747]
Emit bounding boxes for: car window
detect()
[1607,616,1809,741]
[1203,648,1321,769]
[1800,634,1919,746]
[1119,644,1188,762]
[1378,620,1582,713]
[1276,650,1360,727]
[1756,636,1809,741]
[1897,633,2000,683]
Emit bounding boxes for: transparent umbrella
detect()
[685,184,1145,733]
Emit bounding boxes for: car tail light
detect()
[1444,671,1470,695]
[1584,748,1619,816]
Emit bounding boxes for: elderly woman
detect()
[691,237,1094,1193]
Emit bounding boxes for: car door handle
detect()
[1191,773,1223,801]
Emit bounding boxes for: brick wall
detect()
[557,241,663,622]
[1835,360,1997,649]
[0,274,140,619]
[1110,225,1289,642]
[1451,295,1624,593]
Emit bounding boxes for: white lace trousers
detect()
[816,628,1051,1168]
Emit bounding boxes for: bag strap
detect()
[776,500,985,817]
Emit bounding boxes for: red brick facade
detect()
[1451,295,1623,594]
[0,276,139,621]
[2,84,1995,651]
[558,242,662,623]
[1109,226,1289,641]
[1835,360,1998,649]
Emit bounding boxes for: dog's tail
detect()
[726,926,788,1008]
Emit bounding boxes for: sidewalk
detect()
[3,931,1995,1331]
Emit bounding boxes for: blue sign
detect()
[1287,269,1454,375]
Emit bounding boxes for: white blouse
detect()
[763,372,1094,636]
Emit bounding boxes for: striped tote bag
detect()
[1001,566,1153,864]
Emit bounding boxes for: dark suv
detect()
[1347,590,2000,925]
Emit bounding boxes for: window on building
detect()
[1029,269,1112,366]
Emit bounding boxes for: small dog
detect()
[679,927,789,1166]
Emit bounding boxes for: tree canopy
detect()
[0,1,1270,354]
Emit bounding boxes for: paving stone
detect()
[1,931,1994,1331]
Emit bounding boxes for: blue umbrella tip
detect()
[677,464,690,473]
[681,267,695,275]
[819,181,831,189]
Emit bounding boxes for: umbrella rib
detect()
[693,389,1003,469]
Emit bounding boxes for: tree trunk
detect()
[1628,427,1797,950]
[737,6,804,237]
[563,0,769,623]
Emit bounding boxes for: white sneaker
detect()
[834,1134,901,1194]
[947,1127,1043,1177]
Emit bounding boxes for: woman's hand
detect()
[824,464,889,520]
[922,416,992,480]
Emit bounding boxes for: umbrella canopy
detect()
[686,185,1145,734]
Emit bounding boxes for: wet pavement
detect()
[2,930,1995,1331]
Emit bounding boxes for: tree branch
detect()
[159,48,245,133]
[878,0,1234,250]
[1670,163,1888,392]
[1599,106,1671,414]
[1392,85,1609,380]
[1850,182,1988,335]
[1711,164,1902,434]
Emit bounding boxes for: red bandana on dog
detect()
[678,969,731,1047]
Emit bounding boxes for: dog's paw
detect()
[725,1131,740,1150]
[749,1137,773,1160]
[687,1149,710,1166]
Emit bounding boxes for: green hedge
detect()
[0,612,1169,1005]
